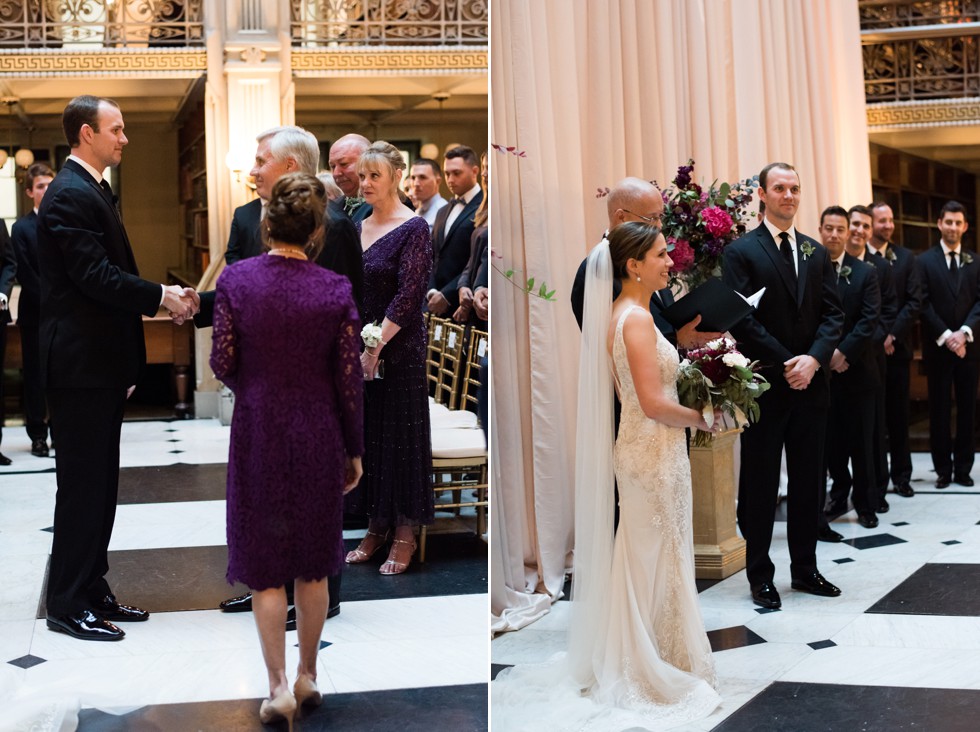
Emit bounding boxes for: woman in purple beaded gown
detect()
[211,173,364,727]
[344,141,434,575]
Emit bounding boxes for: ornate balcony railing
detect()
[0,0,204,47]
[861,1,980,101]
[289,0,488,47]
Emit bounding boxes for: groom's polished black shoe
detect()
[858,512,879,529]
[219,592,253,612]
[894,482,914,497]
[791,571,841,597]
[47,610,125,641]
[955,474,975,487]
[94,594,149,622]
[751,582,781,609]
[936,475,951,489]
[817,526,844,543]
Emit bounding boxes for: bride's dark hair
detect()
[608,221,662,279]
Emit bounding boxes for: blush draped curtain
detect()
[491,0,871,632]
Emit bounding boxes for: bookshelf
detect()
[171,102,208,288]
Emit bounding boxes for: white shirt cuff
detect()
[937,328,953,346]
[160,285,166,308]
[961,326,974,343]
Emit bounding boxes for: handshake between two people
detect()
[162,285,201,325]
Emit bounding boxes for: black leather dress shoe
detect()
[817,526,844,543]
[94,595,149,622]
[858,512,879,529]
[751,582,781,609]
[878,498,890,513]
[824,499,847,517]
[0,452,10,466]
[219,592,253,612]
[936,475,951,489]
[791,571,841,597]
[327,603,340,619]
[285,606,297,631]
[894,483,914,497]
[954,475,975,487]
[30,439,49,457]
[47,610,125,641]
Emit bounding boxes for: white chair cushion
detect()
[431,427,487,459]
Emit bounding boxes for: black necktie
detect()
[950,251,960,286]
[100,179,120,213]
[833,260,840,276]
[779,232,796,280]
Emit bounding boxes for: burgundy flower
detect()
[701,206,734,237]
[669,238,695,272]
[674,160,695,188]
[700,356,733,384]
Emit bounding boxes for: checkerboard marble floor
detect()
[491,453,980,732]
[0,419,488,731]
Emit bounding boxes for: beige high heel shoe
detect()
[379,537,417,575]
[259,689,297,730]
[294,674,323,711]
[345,529,390,564]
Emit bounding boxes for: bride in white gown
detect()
[493,222,722,731]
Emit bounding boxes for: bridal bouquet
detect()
[659,160,759,290]
[676,337,770,447]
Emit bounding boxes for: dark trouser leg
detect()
[872,358,889,497]
[953,359,980,477]
[327,572,341,610]
[19,316,48,442]
[885,356,912,485]
[926,356,953,478]
[784,399,828,580]
[45,387,126,616]
[849,392,877,513]
[0,322,6,447]
[826,382,851,506]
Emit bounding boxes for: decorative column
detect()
[689,429,746,579]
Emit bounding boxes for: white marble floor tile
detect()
[712,641,813,682]
[491,629,565,666]
[109,501,228,551]
[831,613,980,650]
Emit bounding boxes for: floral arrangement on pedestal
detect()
[677,337,770,447]
[659,160,759,290]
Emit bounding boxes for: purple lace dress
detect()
[345,216,434,526]
[211,255,364,590]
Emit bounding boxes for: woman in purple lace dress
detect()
[344,141,434,575]
[211,173,364,727]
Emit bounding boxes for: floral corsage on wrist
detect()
[361,322,385,379]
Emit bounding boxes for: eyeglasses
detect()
[621,209,662,224]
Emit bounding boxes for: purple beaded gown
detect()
[345,216,434,526]
[211,255,364,590]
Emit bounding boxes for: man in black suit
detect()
[569,177,721,349]
[11,162,56,458]
[38,95,197,641]
[819,206,882,532]
[328,133,373,223]
[845,206,898,515]
[426,145,483,316]
[0,218,14,465]
[917,200,980,488]
[869,202,921,498]
[722,162,843,609]
[193,126,362,624]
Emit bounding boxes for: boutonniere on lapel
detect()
[838,264,852,285]
[799,240,814,260]
[962,251,974,266]
[885,248,897,262]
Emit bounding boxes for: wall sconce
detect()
[14,146,34,168]
[225,149,252,183]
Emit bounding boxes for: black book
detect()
[661,277,758,333]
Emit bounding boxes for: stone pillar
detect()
[689,428,746,579]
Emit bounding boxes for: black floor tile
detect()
[706,625,766,652]
[117,463,228,505]
[867,563,980,616]
[842,533,907,550]
[490,663,513,680]
[7,654,46,669]
[77,683,488,731]
[711,681,980,731]
[697,578,722,593]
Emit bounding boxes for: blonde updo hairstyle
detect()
[264,173,326,260]
[356,140,406,198]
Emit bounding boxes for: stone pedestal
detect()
[689,428,745,579]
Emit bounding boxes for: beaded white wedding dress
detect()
[492,306,720,731]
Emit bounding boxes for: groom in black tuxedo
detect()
[916,200,980,488]
[722,162,843,609]
[39,96,198,640]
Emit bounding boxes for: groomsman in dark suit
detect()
[819,206,882,531]
[10,162,56,457]
[328,133,373,223]
[0,218,14,465]
[869,202,921,498]
[38,95,197,641]
[427,145,483,316]
[722,162,843,609]
[916,200,980,488]
[569,177,721,349]
[843,206,897,514]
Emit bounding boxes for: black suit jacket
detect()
[0,219,14,326]
[11,212,39,323]
[37,159,162,388]
[429,190,484,309]
[833,254,881,391]
[328,195,374,224]
[196,199,364,326]
[722,225,843,396]
[917,244,980,361]
[862,248,898,348]
[872,244,921,360]
[569,239,678,345]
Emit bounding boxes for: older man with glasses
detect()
[570,176,721,349]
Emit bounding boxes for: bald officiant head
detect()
[606,177,664,230]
